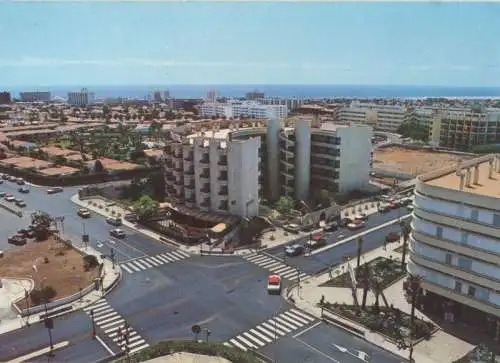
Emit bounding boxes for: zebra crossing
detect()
[120,250,191,274]
[243,253,309,281]
[223,308,317,352]
[84,299,149,355]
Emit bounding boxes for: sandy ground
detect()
[144,353,232,363]
[0,236,99,308]
[373,147,464,176]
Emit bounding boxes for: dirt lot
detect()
[0,236,99,306]
[373,146,465,176]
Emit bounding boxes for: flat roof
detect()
[424,158,500,199]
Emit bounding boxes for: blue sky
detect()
[1,2,499,87]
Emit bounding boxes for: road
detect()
[0,180,172,262]
[260,322,407,363]
[261,208,410,275]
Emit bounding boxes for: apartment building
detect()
[258,98,304,111]
[200,101,288,120]
[67,88,95,107]
[409,155,500,334]
[0,91,11,104]
[337,102,407,132]
[164,119,372,217]
[246,91,265,101]
[19,91,51,102]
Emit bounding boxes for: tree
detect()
[31,211,53,241]
[356,236,364,270]
[400,221,411,269]
[94,159,104,173]
[275,196,294,215]
[397,120,429,143]
[133,196,158,221]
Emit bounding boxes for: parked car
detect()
[378,203,390,213]
[305,234,327,249]
[18,187,30,193]
[106,217,122,226]
[17,228,34,238]
[285,244,304,257]
[347,220,365,230]
[47,187,63,194]
[301,224,315,232]
[2,174,9,180]
[16,178,25,185]
[124,213,138,222]
[283,224,300,234]
[339,218,352,227]
[4,194,15,202]
[110,228,125,238]
[354,213,368,221]
[8,176,16,182]
[15,199,26,208]
[323,222,338,232]
[8,235,27,246]
[77,208,91,218]
[267,274,282,295]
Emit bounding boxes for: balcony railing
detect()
[185,168,195,175]
[200,187,211,193]
[218,188,228,195]
[200,157,210,164]
[200,173,210,179]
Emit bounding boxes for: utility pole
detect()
[44,317,54,358]
[90,309,96,339]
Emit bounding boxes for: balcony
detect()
[199,156,210,165]
[218,187,228,195]
[200,186,211,194]
[218,202,229,211]
[184,182,195,189]
[184,153,194,161]
[185,167,195,175]
[175,178,184,185]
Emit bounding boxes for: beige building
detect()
[409,154,500,335]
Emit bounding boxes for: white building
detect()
[200,101,288,120]
[338,102,407,132]
[409,154,500,332]
[19,91,51,103]
[67,88,95,107]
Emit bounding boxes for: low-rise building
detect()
[200,101,288,120]
[409,154,500,334]
[19,91,51,103]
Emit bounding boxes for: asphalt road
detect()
[0,180,171,261]
[264,209,410,275]
[260,322,407,363]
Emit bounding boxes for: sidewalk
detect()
[287,241,474,363]
[0,242,121,335]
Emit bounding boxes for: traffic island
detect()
[114,340,262,363]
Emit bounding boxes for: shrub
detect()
[83,255,99,271]
[30,285,57,305]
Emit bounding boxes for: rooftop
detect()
[38,166,80,176]
[423,156,500,199]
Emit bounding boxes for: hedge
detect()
[115,340,260,363]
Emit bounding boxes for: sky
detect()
[1,2,500,87]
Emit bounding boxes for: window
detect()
[457,257,472,270]
[475,287,490,301]
[436,227,443,239]
[454,281,462,293]
[493,214,500,227]
[470,209,479,221]
[467,286,476,297]
[445,253,452,265]
[460,231,468,244]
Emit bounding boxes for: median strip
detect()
[310,214,411,256]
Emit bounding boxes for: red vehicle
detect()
[267,275,282,294]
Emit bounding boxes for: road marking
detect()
[283,311,310,325]
[274,316,299,330]
[295,337,341,363]
[9,341,70,363]
[129,343,149,354]
[234,335,256,349]
[290,309,316,322]
[121,264,133,273]
[229,338,247,351]
[311,214,411,255]
[102,319,125,331]
[261,321,286,336]
[96,334,115,355]
[250,328,272,343]
[243,332,265,346]
[292,321,322,338]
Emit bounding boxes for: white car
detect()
[267,274,282,295]
[5,195,15,202]
[110,228,125,238]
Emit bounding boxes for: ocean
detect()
[8,84,500,100]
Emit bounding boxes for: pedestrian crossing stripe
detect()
[83,299,149,354]
[120,250,191,274]
[224,308,316,352]
[242,253,310,281]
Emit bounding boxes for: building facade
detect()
[19,91,51,102]
[0,91,11,104]
[200,101,288,120]
[337,102,407,132]
[67,88,95,107]
[409,154,500,334]
[164,120,372,217]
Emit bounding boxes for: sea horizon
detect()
[5,84,500,100]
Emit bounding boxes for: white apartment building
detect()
[19,91,51,103]
[409,154,500,333]
[337,101,407,132]
[67,88,95,107]
[200,101,288,120]
[164,119,372,217]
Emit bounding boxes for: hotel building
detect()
[19,91,51,103]
[200,101,288,120]
[409,154,500,333]
[337,101,408,132]
[67,88,95,107]
[164,119,372,218]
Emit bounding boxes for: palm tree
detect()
[400,221,411,269]
[356,236,364,270]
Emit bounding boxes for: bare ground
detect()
[373,147,464,176]
[0,236,99,306]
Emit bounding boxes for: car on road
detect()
[4,194,15,202]
[18,186,30,193]
[267,274,282,294]
[16,178,25,185]
[8,176,16,182]
[110,228,125,238]
[124,213,138,222]
[283,224,301,234]
[354,213,368,221]
[47,187,63,194]
[106,217,122,226]
[15,199,26,207]
[285,243,304,257]
[323,221,338,232]
[347,220,365,230]
[305,234,327,250]
[378,203,391,213]
[77,208,91,218]
[8,234,27,246]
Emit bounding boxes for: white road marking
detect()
[292,321,322,338]
[96,335,115,355]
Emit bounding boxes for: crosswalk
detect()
[83,299,149,355]
[120,250,190,274]
[223,308,317,352]
[243,253,309,281]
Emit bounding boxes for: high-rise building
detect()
[205,89,219,103]
[0,91,11,104]
[19,91,51,102]
[67,88,95,106]
[246,91,265,101]
[409,154,500,333]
